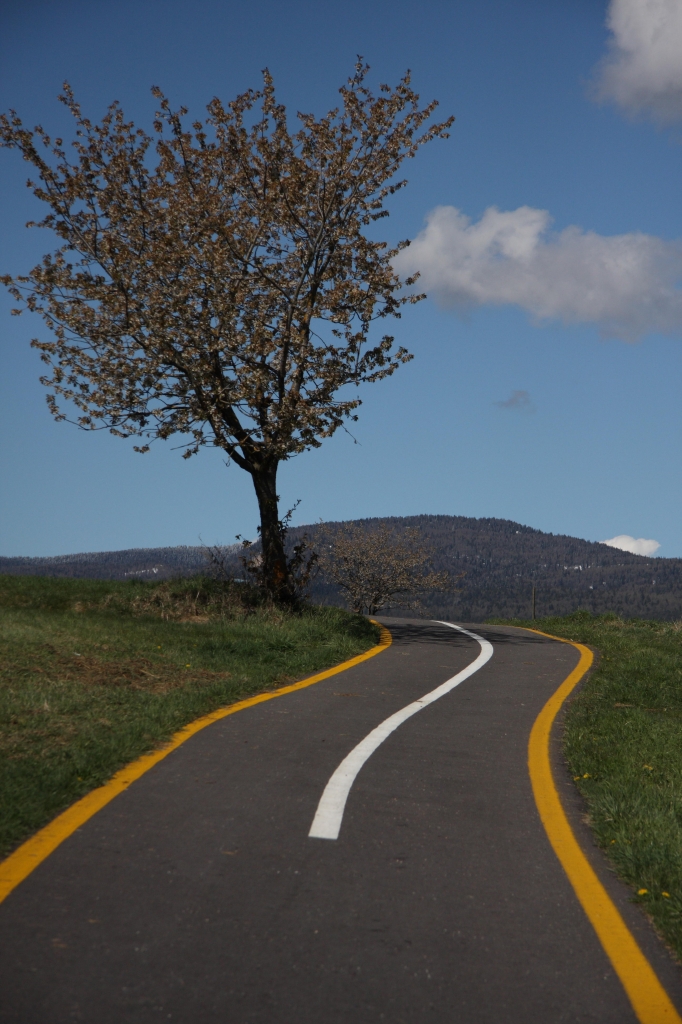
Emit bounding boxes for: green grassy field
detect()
[493,611,682,960]
[0,575,379,859]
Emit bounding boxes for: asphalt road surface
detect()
[1,618,681,1023]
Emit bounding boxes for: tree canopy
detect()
[0,63,452,602]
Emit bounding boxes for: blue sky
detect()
[1,0,681,557]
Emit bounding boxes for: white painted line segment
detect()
[308,622,493,841]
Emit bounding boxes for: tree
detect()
[0,64,453,604]
[318,522,454,614]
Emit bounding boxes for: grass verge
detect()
[0,574,378,859]
[491,610,682,960]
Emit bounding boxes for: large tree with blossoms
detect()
[0,63,452,604]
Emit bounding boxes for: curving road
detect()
[0,619,681,1023]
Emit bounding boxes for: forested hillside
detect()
[293,516,682,621]
[0,545,229,581]
[1,516,679,620]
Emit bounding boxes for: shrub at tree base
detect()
[318,522,455,614]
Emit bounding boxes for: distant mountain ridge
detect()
[1,516,680,620]
[297,515,682,620]
[0,545,234,581]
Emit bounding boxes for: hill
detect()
[0,545,232,581]
[293,516,682,621]
[1,516,680,620]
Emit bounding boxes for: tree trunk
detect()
[250,461,296,605]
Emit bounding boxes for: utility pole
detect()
[532,585,536,620]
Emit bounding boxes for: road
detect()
[0,618,680,1022]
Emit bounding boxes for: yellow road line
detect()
[527,627,682,1024]
[0,622,392,906]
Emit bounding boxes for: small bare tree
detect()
[0,63,452,605]
[318,522,453,614]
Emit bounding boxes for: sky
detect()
[1,0,682,558]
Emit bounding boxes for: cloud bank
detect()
[395,205,682,339]
[592,0,682,124]
[602,534,661,556]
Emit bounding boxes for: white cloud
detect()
[395,205,682,339]
[592,0,682,123]
[602,534,661,555]
[495,390,535,412]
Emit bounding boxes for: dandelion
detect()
[638,888,648,896]
[583,773,591,778]
[663,892,671,898]
[185,663,191,668]
[643,765,654,771]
